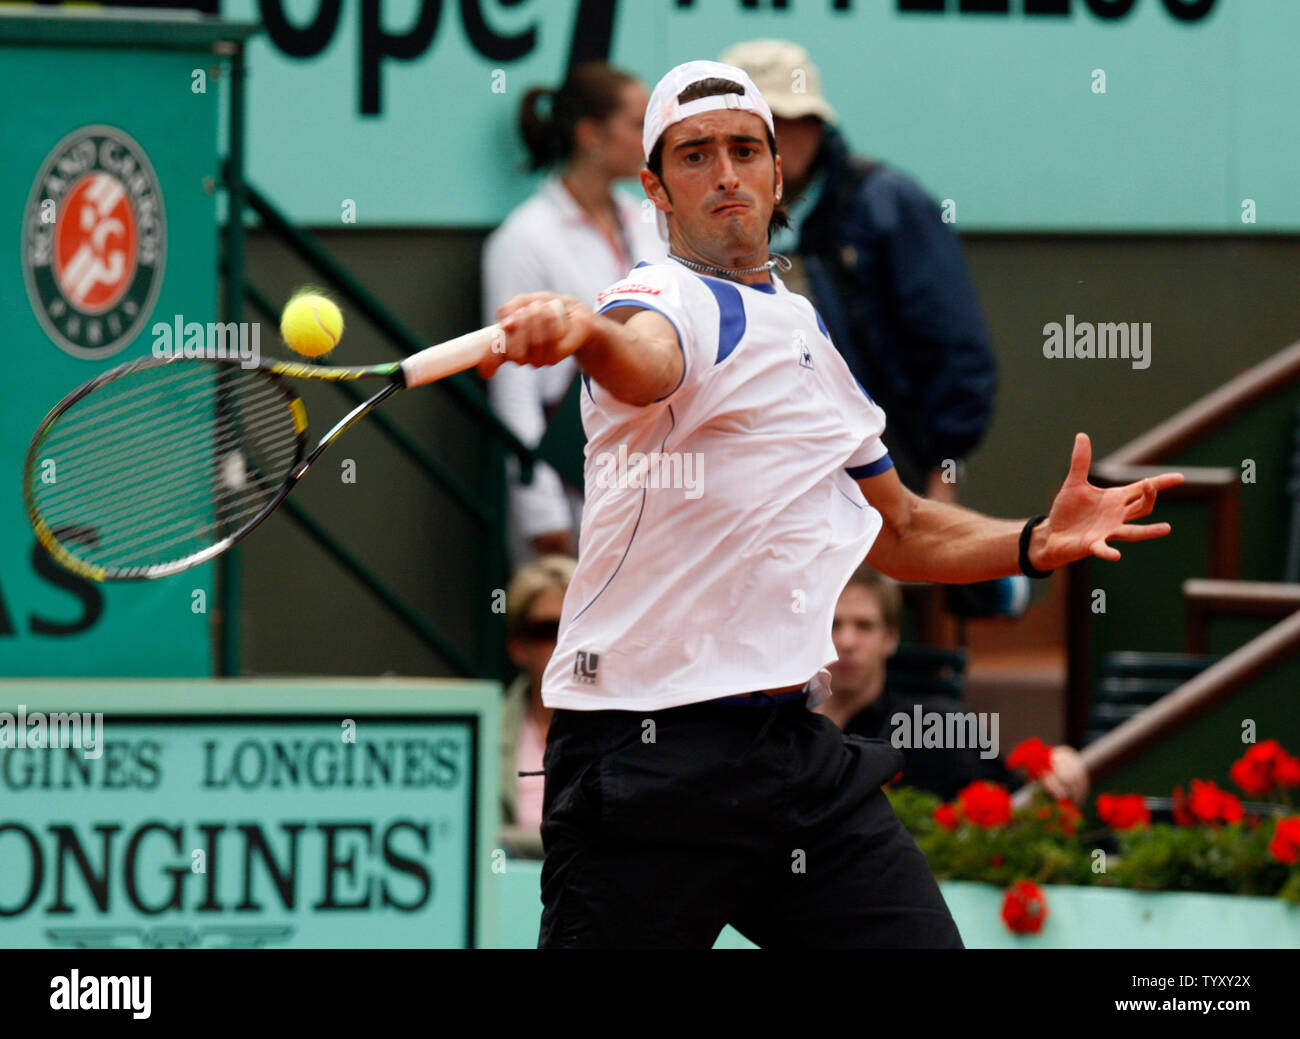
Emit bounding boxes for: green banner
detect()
[222,0,1292,231]
[0,680,501,948]
[0,29,225,676]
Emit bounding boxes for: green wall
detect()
[0,31,228,677]
[222,0,1300,231]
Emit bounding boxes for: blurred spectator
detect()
[721,40,996,501]
[483,62,667,568]
[500,553,576,858]
[817,563,1089,803]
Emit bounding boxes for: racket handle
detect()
[399,299,568,388]
[400,325,501,388]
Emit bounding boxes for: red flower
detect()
[1055,798,1082,836]
[1035,799,1083,836]
[1001,881,1049,935]
[1007,737,1055,780]
[957,780,1014,828]
[1171,785,1195,826]
[989,854,1006,867]
[1278,755,1300,788]
[933,803,961,831]
[1187,779,1244,825]
[1229,740,1300,797]
[1230,749,1274,796]
[1097,792,1151,830]
[1268,817,1300,865]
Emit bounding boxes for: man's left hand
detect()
[1030,433,1183,572]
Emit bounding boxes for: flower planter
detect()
[487,737,1300,947]
[486,864,1300,948]
[932,882,1300,949]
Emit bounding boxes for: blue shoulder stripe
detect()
[694,276,746,364]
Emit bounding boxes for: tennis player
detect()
[479,60,1183,949]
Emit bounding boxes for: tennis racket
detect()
[22,304,559,581]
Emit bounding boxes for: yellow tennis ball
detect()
[280,292,343,357]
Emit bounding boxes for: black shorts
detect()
[537,694,964,949]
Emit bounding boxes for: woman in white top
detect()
[482,62,667,566]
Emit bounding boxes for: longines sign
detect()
[0,681,499,948]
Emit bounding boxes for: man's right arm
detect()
[479,293,683,408]
[580,306,683,406]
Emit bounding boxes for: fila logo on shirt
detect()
[792,330,814,370]
[574,651,600,685]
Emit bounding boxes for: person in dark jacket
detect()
[722,40,996,499]
[817,562,1090,804]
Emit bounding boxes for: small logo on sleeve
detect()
[596,283,661,303]
[574,651,601,685]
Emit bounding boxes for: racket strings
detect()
[83,431,301,561]
[33,375,292,469]
[103,490,287,564]
[36,372,297,567]
[36,398,296,515]
[29,360,303,573]
[31,381,295,516]
[51,432,298,562]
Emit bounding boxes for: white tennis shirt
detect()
[541,259,894,712]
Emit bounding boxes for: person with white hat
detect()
[479,59,1182,948]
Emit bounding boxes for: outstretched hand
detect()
[1033,433,1184,571]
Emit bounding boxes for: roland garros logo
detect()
[22,125,166,360]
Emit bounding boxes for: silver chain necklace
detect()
[669,250,792,280]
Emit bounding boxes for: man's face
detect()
[507,585,565,690]
[641,108,781,264]
[829,584,899,700]
[771,115,825,189]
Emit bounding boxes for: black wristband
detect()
[1019,515,1053,579]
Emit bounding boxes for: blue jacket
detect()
[796,131,997,491]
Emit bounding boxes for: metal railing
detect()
[218,38,539,679]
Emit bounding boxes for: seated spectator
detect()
[818,563,1089,803]
[499,554,575,857]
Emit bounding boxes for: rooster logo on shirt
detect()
[793,330,814,370]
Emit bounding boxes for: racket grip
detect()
[399,299,568,388]
[400,325,502,388]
